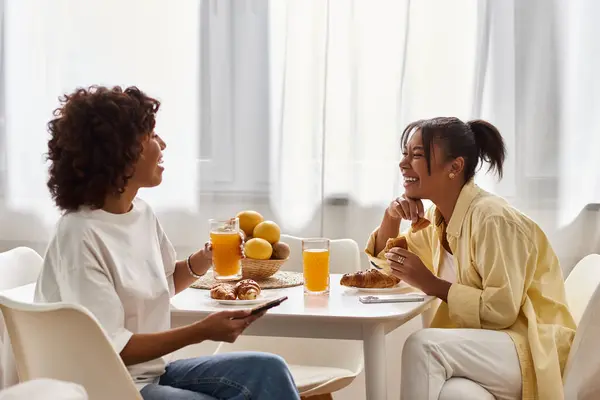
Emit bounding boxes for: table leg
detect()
[363,323,387,400]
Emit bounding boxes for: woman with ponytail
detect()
[366,117,575,399]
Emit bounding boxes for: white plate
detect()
[348,284,404,293]
[211,291,279,306]
[345,283,406,293]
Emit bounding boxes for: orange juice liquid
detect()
[210,231,242,277]
[303,249,330,292]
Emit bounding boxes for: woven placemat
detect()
[191,270,304,290]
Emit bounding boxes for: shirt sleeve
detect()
[365,208,436,272]
[156,218,177,297]
[58,242,133,354]
[447,216,530,330]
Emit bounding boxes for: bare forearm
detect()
[120,324,202,366]
[173,260,197,294]
[426,278,452,303]
[173,252,211,294]
[374,211,401,255]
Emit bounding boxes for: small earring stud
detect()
[449,173,455,179]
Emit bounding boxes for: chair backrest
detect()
[0,247,44,389]
[280,234,362,274]
[563,282,600,399]
[0,296,142,400]
[565,254,600,325]
[0,248,43,291]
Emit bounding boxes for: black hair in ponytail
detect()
[467,119,505,179]
[400,117,506,182]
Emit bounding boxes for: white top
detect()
[34,198,177,389]
[438,250,456,284]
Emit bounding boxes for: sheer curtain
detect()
[268,0,517,232]
[4,0,199,217]
[268,0,600,273]
[0,0,275,256]
[558,0,600,226]
[1,0,599,267]
[2,0,199,246]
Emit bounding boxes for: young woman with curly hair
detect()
[34,86,300,400]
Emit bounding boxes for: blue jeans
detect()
[140,352,300,400]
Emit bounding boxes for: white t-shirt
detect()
[438,249,456,284]
[34,198,177,389]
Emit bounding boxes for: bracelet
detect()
[186,254,205,279]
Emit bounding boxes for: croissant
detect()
[340,269,400,289]
[411,217,431,232]
[210,283,236,300]
[235,279,261,300]
[384,236,408,253]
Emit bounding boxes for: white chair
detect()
[0,296,142,400]
[0,247,43,389]
[0,379,88,400]
[438,378,495,400]
[215,234,363,398]
[563,254,600,399]
[0,247,43,291]
[438,254,600,399]
[565,254,600,324]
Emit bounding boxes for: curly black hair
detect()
[46,85,161,212]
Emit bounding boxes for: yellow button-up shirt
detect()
[366,181,576,400]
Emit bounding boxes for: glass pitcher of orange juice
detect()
[302,238,330,295]
[209,218,242,281]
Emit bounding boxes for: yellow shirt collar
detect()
[434,180,481,238]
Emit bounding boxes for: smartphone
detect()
[359,294,425,304]
[250,296,288,315]
[232,296,288,319]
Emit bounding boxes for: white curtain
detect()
[0,0,276,255]
[268,0,600,237]
[269,0,516,232]
[1,0,599,269]
[1,0,202,248]
[3,0,199,222]
[558,0,600,226]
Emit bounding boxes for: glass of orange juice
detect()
[209,218,242,281]
[302,238,330,295]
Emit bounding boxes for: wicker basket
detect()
[242,258,288,280]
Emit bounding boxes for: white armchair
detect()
[0,379,87,400]
[438,254,600,399]
[0,247,43,389]
[0,296,142,400]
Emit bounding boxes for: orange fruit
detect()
[236,210,264,237]
[244,238,273,260]
[253,221,281,244]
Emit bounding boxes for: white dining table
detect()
[0,275,433,400]
[171,275,433,400]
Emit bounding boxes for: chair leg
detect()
[301,394,333,400]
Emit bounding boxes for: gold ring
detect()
[398,256,406,265]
